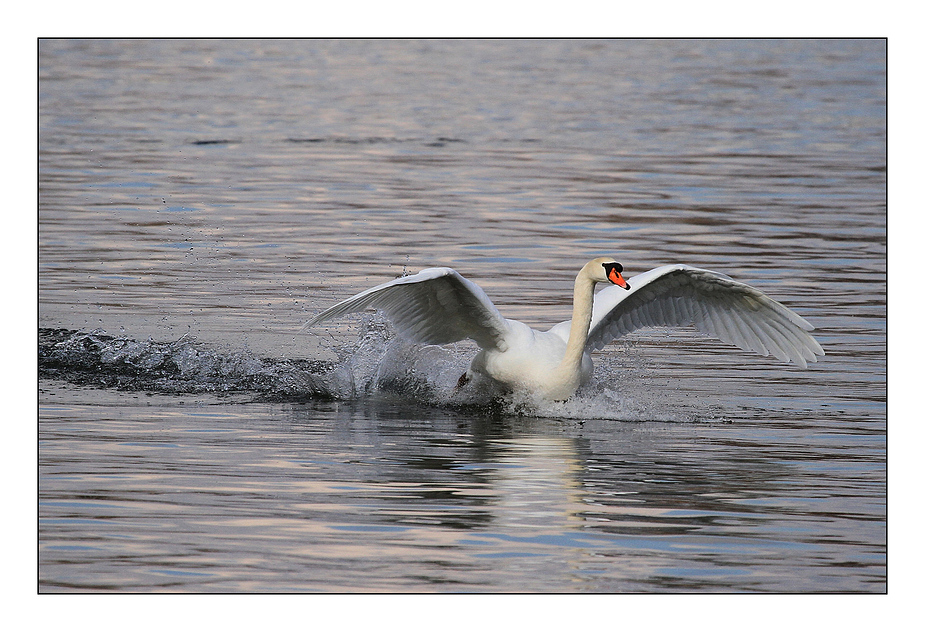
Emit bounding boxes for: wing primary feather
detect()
[714,300,753,354]
[724,305,766,356]
[727,301,778,359]
[768,317,807,364]
[762,315,818,367]
[698,300,722,341]
[758,305,818,364]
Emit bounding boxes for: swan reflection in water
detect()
[436,431,704,588]
[490,435,585,531]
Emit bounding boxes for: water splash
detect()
[39,320,697,420]
[39,328,329,400]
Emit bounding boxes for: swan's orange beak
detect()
[608,268,630,290]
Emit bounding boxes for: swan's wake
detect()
[39,323,695,421]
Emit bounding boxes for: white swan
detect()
[302,258,824,401]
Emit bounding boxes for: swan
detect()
[301,258,824,401]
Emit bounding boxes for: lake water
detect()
[38,39,885,593]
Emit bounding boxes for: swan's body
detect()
[302,258,823,401]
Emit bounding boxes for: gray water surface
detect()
[39,39,885,592]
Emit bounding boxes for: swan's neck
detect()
[558,272,596,379]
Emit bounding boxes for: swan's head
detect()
[586,257,630,290]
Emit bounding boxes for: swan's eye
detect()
[602,262,623,273]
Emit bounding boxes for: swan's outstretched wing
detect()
[584,264,824,367]
[301,267,510,351]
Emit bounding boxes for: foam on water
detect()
[39,317,700,421]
